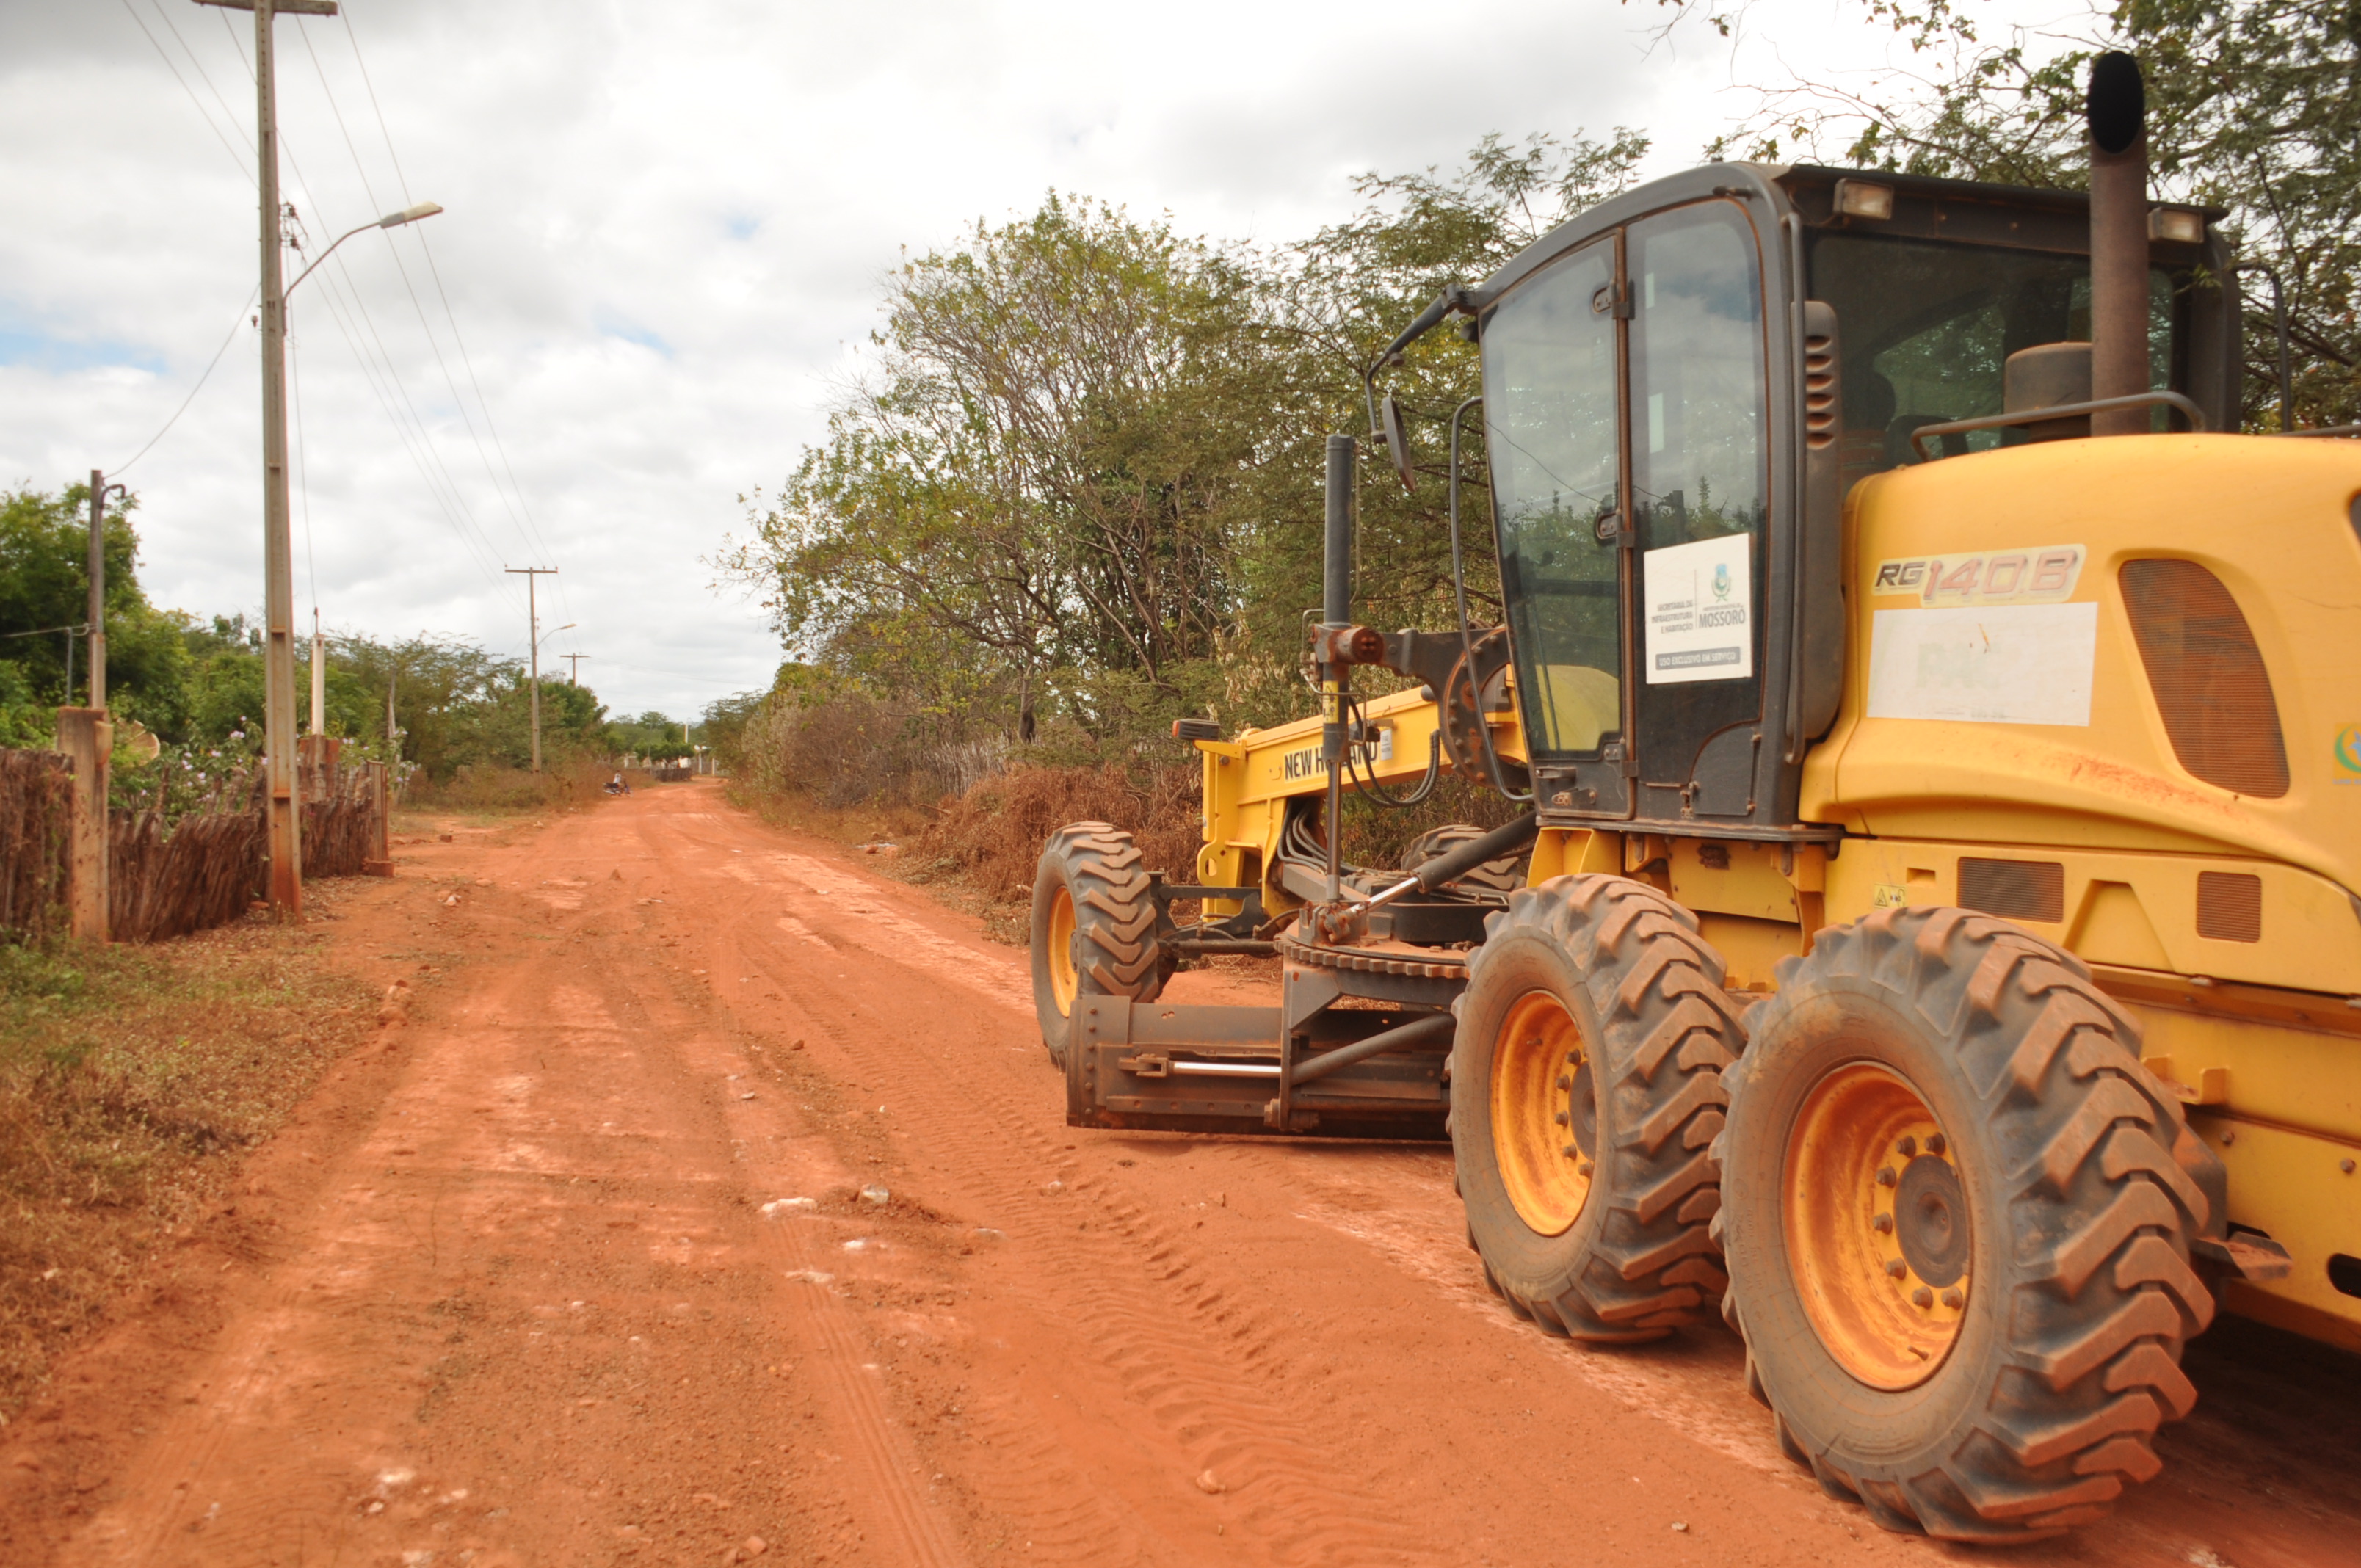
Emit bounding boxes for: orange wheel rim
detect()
[1490,990,1595,1235]
[1783,1062,1970,1390]
[1047,886,1079,1016]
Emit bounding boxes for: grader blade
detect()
[1067,995,1450,1140]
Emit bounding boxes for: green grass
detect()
[0,910,375,1418]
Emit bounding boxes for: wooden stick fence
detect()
[1,744,392,944]
[0,749,73,943]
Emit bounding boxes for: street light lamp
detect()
[287,202,443,297]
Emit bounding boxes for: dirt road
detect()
[4,779,2357,1567]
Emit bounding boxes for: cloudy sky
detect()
[0,0,2072,723]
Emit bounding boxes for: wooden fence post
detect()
[365,761,393,876]
[56,707,112,942]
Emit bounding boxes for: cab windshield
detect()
[1807,232,2186,490]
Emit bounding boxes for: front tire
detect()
[1452,876,1744,1340]
[1029,823,1167,1067]
[1717,907,2213,1542]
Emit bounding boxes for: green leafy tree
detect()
[722,195,1286,740]
[1713,0,2358,428]
[0,482,195,737]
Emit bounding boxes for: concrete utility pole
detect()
[561,652,589,686]
[505,567,558,772]
[309,609,327,733]
[86,471,124,710]
[196,0,438,918]
[195,0,333,917]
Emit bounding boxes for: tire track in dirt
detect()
[684,832,1426,1567]
[537,824,972,1567]
[656,850,1407,1558]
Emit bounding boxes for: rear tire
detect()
[1451,876,1744,1340]
[1400,823,1528,896]
[1716,907,2213,1542]
[1029,823,1167,1067]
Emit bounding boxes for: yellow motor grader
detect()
[1028,54,2360,1543]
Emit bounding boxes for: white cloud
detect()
[0,0,2056,720]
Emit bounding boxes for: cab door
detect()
[1623,200,1772,820]
[1481,233,1633,818]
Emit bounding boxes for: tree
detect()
[1713,0,2359,429]
[722,195,1287,739]
[0,482,195,737]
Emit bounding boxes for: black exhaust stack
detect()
[2087,51,2150,436]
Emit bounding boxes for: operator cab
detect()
[1462,163,2235,837]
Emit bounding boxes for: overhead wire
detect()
[208,7,527,617]
[336,5,576,624]
[110,286,258,476]
[120,0,253,182]
[289,322,318,608]
[297,23,557,595]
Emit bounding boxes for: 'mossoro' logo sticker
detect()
[2335,723,2361,783]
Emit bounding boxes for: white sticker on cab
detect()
[1865,603,2097,727]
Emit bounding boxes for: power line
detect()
[301,21,549,581]
[208,10,526,616]
[290,327,318,606]
[336,6,574,622]
[111,285,258,476]
[118,0,251,183]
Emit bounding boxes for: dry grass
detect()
[0,899,376,1420]
[918,761,1204,903]
[404,756,613,815]
[725,783,938,850]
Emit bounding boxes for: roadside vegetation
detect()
[0,908,377,1419]
[1,487,711,816]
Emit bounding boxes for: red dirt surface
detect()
[4,778,2357,1567]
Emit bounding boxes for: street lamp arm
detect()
[286,202,443,298]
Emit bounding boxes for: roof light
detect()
[2148,207,2204,244]
[1833,180,1894,222]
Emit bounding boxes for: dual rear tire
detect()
[1716,906,2214,1542]
[1454,886,2214,1542]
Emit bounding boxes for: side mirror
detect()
[1380,393,1415,492]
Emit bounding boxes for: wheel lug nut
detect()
[1562,1143,1579,1158]
[1926,1133,1946,1156]
[1876,1166,1897,1187]
[1941,1288,1964,1309]
[1554,1111,1570,1125]
[1898,1136,1918,1158]
[1556,1074,1571,1090]
[1912,1287,1933,1308]
[1885,1259,1907,1278]
[1578,1159,1595,1177]
[1872,1213,1894,1234]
